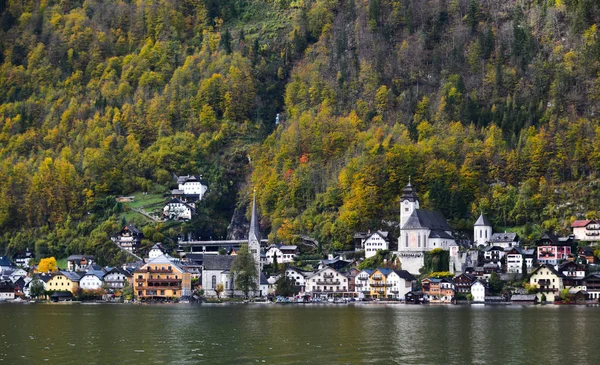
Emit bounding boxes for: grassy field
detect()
[56,258,67,270]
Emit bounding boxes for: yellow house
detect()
[529,264,564,302]
[369,268,393,299]
[46,271,81,294]
[134,254,191,300]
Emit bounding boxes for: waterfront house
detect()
[510,294,538,304]
[113,225,143,253]
[369,268,393,299]
[386,270,416,300]
[67,255,95,272]
[362,231,390,259]
[0,280,15,301]
[285,267,312,293]
[570,219,600,243]
[134,254,191,300]
[453,273,476,294]
[344,267,360,293]
[103,267,133,291]
[305,267,349,298]
[470,280,487,303]
[79,270,106,291]
[528,264,564,302]
[489,232,520,249]
[583,274,600,301]
[559,261,586,289]
[265,244,298,264]
[355,269,374,299]
[46,271,81,294]
[421,278,455,303]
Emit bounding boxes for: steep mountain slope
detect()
[251,0,600,249]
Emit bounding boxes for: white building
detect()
[473,213,492,247]
[386,270,415,300]
[79,271,105,290]
[397,181,455,274]
[285,267,310,293]
[305,267,348,296]
[266,245,298,264]
[103,267,133,291]
[354,269,374,297]
[571,220,600,242]
[489,232,519,249]
[175,175,208,201]
[363,231,389,258]
[506,247,535,274]
[529,264,564,302]
[148,243,167,260]
[470,280,487,303]
[163,198,195,220]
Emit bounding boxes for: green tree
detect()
[231,244,258,299]
[275,276,298,297]
[29,278,45,299]
[121,281,134,301]
[489,272,504,295]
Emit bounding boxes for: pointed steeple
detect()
[248,189,261,244]
[401,180,419,202]
[474,213,492,227]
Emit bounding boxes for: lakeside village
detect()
[2,179,600,306]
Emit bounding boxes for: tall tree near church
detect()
[232,244,258,299]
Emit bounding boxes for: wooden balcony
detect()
[316,280,340,285]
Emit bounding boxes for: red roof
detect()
[571,220,592,228]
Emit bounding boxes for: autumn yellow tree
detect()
[37,257,58,273]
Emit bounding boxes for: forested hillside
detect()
[251,0,600,249]
[2,0,600,262]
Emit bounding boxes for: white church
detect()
[396,180,456,274]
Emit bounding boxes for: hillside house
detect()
[529,264,564,302]
[571,220,600,242]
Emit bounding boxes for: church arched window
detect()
[211,275,216,289]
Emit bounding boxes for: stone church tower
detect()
[473,213,492,247]
[248,190,262,274]
[400,179,420,230]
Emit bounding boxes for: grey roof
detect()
[203,255,235,271]
[511,294,537,301]
[483,246,504,252]
[474,213,492,227]
[59,271,82,282]
[490,233,518,243]
[66,255,94,262]
[260,272,269,285]
[106,267,132,277]
[402,209,453,232]
[0,256,14,267]
[248,191,261,243]
[428,230,454,239]
[393,270,416,281]
[83,270,105,280]
[400,181,419,202]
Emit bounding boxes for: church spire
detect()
[248,189,261,244]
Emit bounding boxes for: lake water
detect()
[0,303,598,364]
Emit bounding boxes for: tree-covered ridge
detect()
[0,0,309,261]
[251,0,600,249]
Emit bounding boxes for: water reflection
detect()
[1,304,600,364]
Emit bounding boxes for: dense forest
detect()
[2,0,600,263]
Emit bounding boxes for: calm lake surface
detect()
[0,303,598,364]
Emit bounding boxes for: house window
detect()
[405,235,408,247]
[212,275,217,289]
